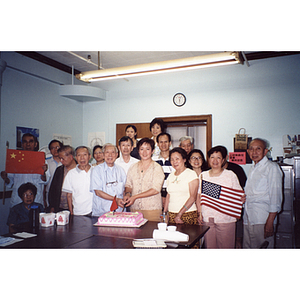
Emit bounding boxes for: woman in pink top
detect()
[198,146,245,249]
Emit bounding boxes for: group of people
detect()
[2,118,283,249]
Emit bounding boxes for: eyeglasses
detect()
[23,192,34,198]
[106,181,118,187]
[190,156,202,161]
[50,146,60,150]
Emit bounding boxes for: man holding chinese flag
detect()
[1,133,49,208]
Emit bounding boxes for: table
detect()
[2,215,209,249]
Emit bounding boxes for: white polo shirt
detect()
[115,155,139,174]
[62,165,93,215]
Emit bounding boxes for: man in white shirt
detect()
[243,138,283,248]
[62,146,93,216]
[115,136,139,174]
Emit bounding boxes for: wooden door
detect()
[116,115,212,154]
[116,122,152,145]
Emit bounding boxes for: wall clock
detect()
[173,93,186,107]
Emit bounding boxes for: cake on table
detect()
[97,211,144,227]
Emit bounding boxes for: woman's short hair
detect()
[93,145,103,157]
[207,146,227,159]
[18,182,37,199]
[169,147,188,161]
[187,149,209,171]
[150,118,165,133]
[137,138,155,151]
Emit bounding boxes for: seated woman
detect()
[164,147,200,225]
[123,137,164,222]
[7,182,44,232]
[92,145,104,166]
[187,149,209,176]
[198,146,245,249]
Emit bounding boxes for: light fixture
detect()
[76,51,242,82]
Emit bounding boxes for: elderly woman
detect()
[7,182,44,232]
[198,146,245,249]
[187,149,209,176]
[123,137,164,222]
[164,147,200,225]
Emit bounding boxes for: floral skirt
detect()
[168,210,198,225]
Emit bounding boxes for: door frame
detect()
[161,114,212,155]
[116,114,212,155]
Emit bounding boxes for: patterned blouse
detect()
[125,161,164,211]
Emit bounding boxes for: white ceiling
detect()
[36,51,221,73]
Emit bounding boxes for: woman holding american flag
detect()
[197,146,245,249]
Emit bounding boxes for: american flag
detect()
[201,180,244,219]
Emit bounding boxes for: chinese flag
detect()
[110,195,118,211]
[5,149,45,175]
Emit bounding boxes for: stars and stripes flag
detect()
[201,179,244,219]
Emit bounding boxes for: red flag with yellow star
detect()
[5,149,45,175]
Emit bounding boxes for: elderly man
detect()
[243,138,283,249]
[179,136,194,155]
[48,145,77,213]
[62,146,93,216]
[1,133,48,208]
[90,143,127,216]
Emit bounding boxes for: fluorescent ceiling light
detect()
[76,51,242,82]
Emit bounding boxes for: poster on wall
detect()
[16,126,39,150]
[229,152,246,165]
[52,134,72,146]
[88,132,105,150]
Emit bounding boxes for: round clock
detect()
[173,93,186,107]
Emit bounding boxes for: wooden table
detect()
[2,215,209,249]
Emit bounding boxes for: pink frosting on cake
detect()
[97,211,144,226]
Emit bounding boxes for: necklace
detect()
[140,161,151,173]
